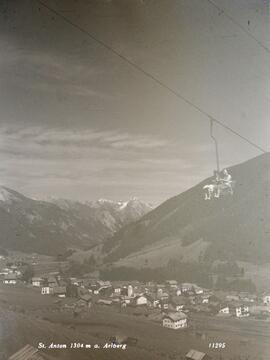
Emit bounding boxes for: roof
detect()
[163,311,187,321]
[4,274,17,280]
[166,280,178,285]
[53,286,66,294]
[8,345,45,360]
[171,296,187,305]
[186,349,207,360]
[134,295,147,300]
[80,294,92,302]
[97,299,112,305]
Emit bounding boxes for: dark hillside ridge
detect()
[0,188,152,255]
[104,153,270,264]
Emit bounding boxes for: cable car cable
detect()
[35,0,267,155]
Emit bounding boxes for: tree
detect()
[21,265,34,282]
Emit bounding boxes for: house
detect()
[133,295,148,306]
[226,294,240,302]
[185,349,211,360]
[193,286,204,295]
[218,305,230,315]
[239,292,256,303]
[32,277,43,287]
[97,299,113,306]
[158,292,169,301]
[144,294,159,308]
[170,296,187,311]
[263,295,270,305]
[77,294,92,309]
[53,286,66,298]
[181,283,195,293]
[234,304,250,318]
[0,267,11,275]
[166,280,178,288]
[47,276,58,288]
[114,287,122,294]
[3,274,17,285]
[160,300,169,310]
[201,295,210,304]
[162,312,188,330]
[41,286,52,295]
[80,294,92,305]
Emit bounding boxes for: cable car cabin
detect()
[203,169,235,200]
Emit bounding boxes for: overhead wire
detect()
[35,0,267,154]
[206,0,270,56]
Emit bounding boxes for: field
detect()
[115,238,209,268]
[1,283,270,360]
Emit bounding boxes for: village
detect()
[1,255,270,333]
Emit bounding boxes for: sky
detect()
[0,0,269,204]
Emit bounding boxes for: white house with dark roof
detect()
[162,311,188,329]
[3,274,17,285]
[32,277,43,287]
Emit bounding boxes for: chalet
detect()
[111,297,121,304]
[239,292,256,303]
[170,296,186,311]
[185,349,211,360]
[99,286,113,297]
[3,274,17,285]
[218,305,230,315]
[160,299,169,310]
[219,303,250,317]
[144,294,159,308]
[201,295,210,304]
[70,278,85,287]
[234,304,250,318]
[97,299,113,306]
[162,312,188,330]
[133,285,145,296]
[166,280,178,288]
[133,295,148,306]
[97,280,111,288]
[0,267,11,276]
[47,276,58,288]
[41,286,52,295]
[77,294,92,309]
[181,283,195,293]
[32,277,43,287]
[158,291,169,301]
[53,286,66,298]
[226,294,240,302]
[194,286,204,295]
[121,296,132,305]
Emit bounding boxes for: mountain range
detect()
[104,153,270,267]
[0,188,152,255]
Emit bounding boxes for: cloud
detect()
[0,126,170,155]
[0,44,112,99]
[0,125,213,203]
